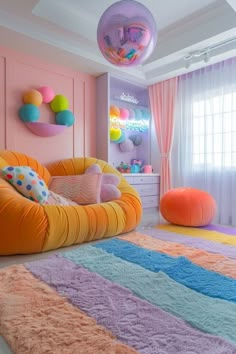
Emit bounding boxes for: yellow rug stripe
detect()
[157,224,236,246]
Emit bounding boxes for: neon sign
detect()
[110,118,149,132]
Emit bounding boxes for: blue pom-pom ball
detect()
[134,109,143,120]
[56,110,75,126]
[18,104,40,122]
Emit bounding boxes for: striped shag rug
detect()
[1,224,236,354]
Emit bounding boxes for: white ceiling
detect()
[0,0,235,85]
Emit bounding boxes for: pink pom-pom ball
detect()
[120,108,129,120]
[38,86,55,103]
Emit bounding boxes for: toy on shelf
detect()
[117,159,144,173]
[130,159,144,173]
[117,161,130,173]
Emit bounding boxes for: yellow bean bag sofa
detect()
[0,150,142,255]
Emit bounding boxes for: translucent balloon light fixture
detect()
[97,0,157,67]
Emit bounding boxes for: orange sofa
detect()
[0,151,142,255]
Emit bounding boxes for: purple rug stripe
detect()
[26,256,236,354]
[200,224,236,236]
[144,228,236,259]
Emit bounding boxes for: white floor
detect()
[0,208,160,354]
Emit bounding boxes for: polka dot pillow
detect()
[1,166,49,204]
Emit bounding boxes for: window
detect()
[192,91,236,167]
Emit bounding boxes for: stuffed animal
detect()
[85,164,121,202]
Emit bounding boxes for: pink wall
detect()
[0,47,96,164]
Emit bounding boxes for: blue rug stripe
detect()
[63,245,236,343]
[94,239,236,303]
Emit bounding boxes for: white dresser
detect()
[123,173,160,209]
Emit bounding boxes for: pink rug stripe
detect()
[143,228,236,259]
[120,232,236,279]
[0,265,137,354]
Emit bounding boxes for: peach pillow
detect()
[49,173,102,205]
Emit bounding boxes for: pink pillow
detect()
[85,164,121,202]
[86,164,101,174]
[101,184,121,202]
[49,173,102,205]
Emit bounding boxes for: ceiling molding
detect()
[226,0,236,11]
[0,0,235,85]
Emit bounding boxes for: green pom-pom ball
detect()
[50,94,69,112]
[18,104,40,122]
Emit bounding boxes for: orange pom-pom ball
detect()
[23,89,43,107]
[110,105,120,118]
[160,187,216,227]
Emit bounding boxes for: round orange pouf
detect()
[160,187,216,227]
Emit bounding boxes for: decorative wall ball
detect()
[128,109,135,119]
[129,134,142,146]
[97,0,157,67]
[110,105,120,118]
[141,109,151,120]
[23,89,43,107]
[114,129,126,144]
[119,108,129,120]
[110,127,122,141]
[56,110,75,127]
[18,104,40,122]
[18,86,75,136]
[119,138,134,152]
[50,94,69,112]
[38,86,55,103]
[134,108,143,120]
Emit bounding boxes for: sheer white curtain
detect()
[172,57,236,226]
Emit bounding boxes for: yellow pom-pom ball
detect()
[110,105,120,119]
[23,89,43,107]
[110,127,122,141]
[50,94,69,112]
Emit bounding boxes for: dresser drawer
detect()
[123,175,134,184]
[122,173,160,209]
[134,183,159,197]
[141,195,159,208]
[132,175,159,184]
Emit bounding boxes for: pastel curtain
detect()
[148,78,178,197]
[172,57,236,226]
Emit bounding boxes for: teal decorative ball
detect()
[55,110,75,127]
[114,130,126,144]
[18,104,40,122]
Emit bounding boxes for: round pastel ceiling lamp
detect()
[97,0,157,67]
